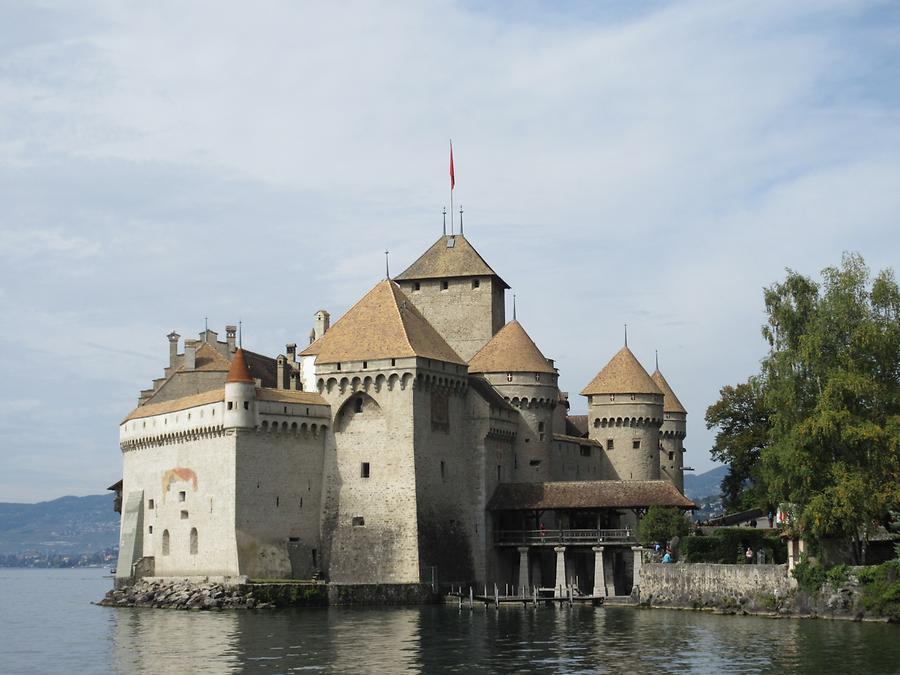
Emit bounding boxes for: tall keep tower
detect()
[581,346,663,481]
[394,234,508,362]
[651,368,687,493]
[468,320,558,482]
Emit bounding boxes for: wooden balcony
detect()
[493,528,636,547]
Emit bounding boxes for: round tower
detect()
[651,368,687,493]
[581,346,663,481]
[468,320,558,481]
[224,348,257,429]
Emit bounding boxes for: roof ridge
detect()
[388,281,417,357]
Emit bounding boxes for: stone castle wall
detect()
[588,393,663,481]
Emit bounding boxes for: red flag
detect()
[449,141,455,190]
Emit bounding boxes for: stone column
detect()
[631,546,644,588]
[592,546,607,597]
[517,547,530,596]
[554,546,566,597]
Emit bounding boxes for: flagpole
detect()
[449,139,454,235]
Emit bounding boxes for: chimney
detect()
[308,328,316,345]
[286,343,297,362]
[184,339,200,370]
[225,325,237,352]
[276,355,286,390]
[314,310,330,341]
[167,331,180,368]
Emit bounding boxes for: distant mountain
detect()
[0,494,119,556]
[684,465,728,501]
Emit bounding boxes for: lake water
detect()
[1,568,898,674]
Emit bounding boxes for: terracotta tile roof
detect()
[651,369,687,414]
[552,433,602,447]
[467,375,516,411]
[226,348,254,383]
[256,388,328,406]
[299,337,323,356]
[123,389,225,422]
[315,280,464,365]
[580,346,662,397]
[194,342,231,371]
[565,415,589,437]
[468,320,556,374]
[487,480,695,511]
[394,234,509,289]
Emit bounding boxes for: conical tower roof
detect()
[395,234,509,289]
[651,369,687,414]
[580,346,662,396]
[226,348,254,383]
[468,320,555,374]
[315,280,464,365]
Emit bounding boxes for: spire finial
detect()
[513,294,517,321]
[238,320,243,348]
[459,204,464,235]
[442,207,447,236]
[655,349,659,371]
[204,316,208,334]
[385,250,390,280]
[624,323,628,347]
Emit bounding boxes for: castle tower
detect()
[581,346,663,481]
[651,368,687,493]
[468,320,558,481]
[394,234,508,361]
[310,279,474,585]
[224,348,257,429]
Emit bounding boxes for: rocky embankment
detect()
[98,579,275,610]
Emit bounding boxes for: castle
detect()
[114,232,693,597]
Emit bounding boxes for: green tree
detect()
[638,506,691,547]
[760,254,900,562]
[705,377,771,511]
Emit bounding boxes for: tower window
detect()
[180,510,189,519]
[148,499,154,510]
[227,402,234,410]
[354,398,363,413]
[538,422,545,432]
[580,446,591,457]
[148,525,153,534]
[336,363,341,371]
[441,280,449,290]
[506,373,513,382]
[352,516,365,527]
[162,530,170,556]
[609,394,615,402]
[361,462,370,478]
[607,439,614,451]
[535,373,540,382]
[413,282,421,291]
[630,394,636,401]
[440,460,445,479]
[471,279,480,289]
[190,528,198,555]
[632,439,641,449]
[362,361,368,369]
[178,491,186,502]
[669,451,675,461]
[243,401,249,410]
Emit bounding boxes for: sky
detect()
[1,0,898,501]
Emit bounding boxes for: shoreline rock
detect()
[97,579,276,610]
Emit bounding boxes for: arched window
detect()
[190,528,198,555]
[162,530,170,556]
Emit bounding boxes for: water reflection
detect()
[102,600,900,674]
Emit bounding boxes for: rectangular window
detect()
[148,525,153,534]
[180,510,189,519]
[413,282,421,291]
[148,499,155,510]
[529,459,542,466]
[391,358,396,367]
[580,446,591,457]
[352,516,365,527]
[497,465,501,482]
[178,491,186,502]
[609,394,615,401]
[440,460,445,479]
[441,280,449,290]
[607,439,614,451]
[336,363,341,371]
[361,462,370,478]
[538,422,545,432]
[471,279,480,289]
[243,401,249,410]
[632,439,641,449]
[362,361,368,369]
[668,451,675,461]
[227,401,234,410]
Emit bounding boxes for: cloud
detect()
[1,0,899,499]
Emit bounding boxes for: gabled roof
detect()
[565,415,589,437]
[487,480,695,511]
[124,389,225,422]
[226,348,254,383]
[315,280,465,365]
[651,369,687,414]
[299,337,323,357]
[580,346,662,397]
[194,342,231,371]
[468,320,555,374]
[395,234,509,289]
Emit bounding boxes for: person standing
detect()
[745,547,754,564]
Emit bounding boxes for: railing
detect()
[494,528,635,546]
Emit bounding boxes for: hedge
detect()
[681,528,787,564]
